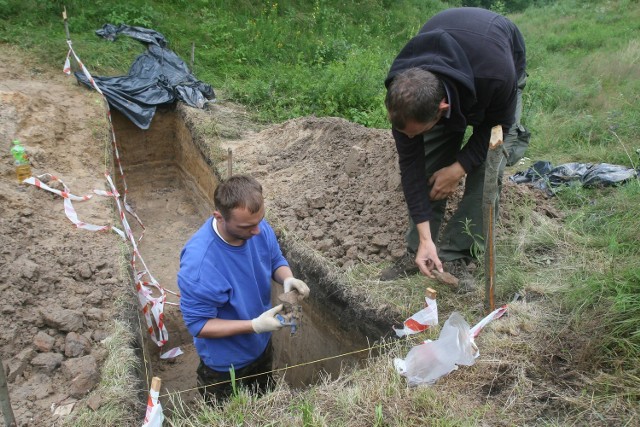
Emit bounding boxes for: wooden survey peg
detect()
[483,125,504,312]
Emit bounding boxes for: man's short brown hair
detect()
[213,175,263,220]
[385,68,445,130]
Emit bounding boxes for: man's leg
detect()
[497,72,529,217]
[240,341,274,396]
[440,73,528,262]
[438,161,485,263]
[196,341,274,403]
[501,72,529,172]
[196,360,235,403]
[406,125,464,253]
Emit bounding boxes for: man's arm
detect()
[197,318,254,338]
[272,265,293,285]
[198,305,286,338]
[393,128,433,225]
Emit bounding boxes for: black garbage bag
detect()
[581,163,638,187]
[74,24,215,129]
[509,161,553,184]
[510,161,638,194]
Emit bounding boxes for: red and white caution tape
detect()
[64,41,142,228]
[142,378,164,427]
[470,305,507,340]
[393,296,438,337]
[160,347,184,360]
[103,174,170,347]
[60,43,180,352]
[23,174,122,235]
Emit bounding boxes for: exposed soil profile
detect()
[108,108,376,405]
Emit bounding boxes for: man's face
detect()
[397,118,440,139]
[393,99,449,139]
[216,204,265,243]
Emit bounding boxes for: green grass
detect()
[0,0,446,126]
[516,0,640,165]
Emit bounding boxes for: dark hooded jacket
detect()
[385,7,526,224]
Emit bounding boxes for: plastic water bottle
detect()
[10,140,31,182]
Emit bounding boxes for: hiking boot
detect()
[444,259,476,293]
[379,252,419,281]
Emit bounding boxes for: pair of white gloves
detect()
[251,277,310,334]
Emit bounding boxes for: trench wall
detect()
[108,104,399,394]
[110,107,218,208]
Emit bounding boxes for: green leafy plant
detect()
[229,365,238,397]
[374,403,385,426]
[461,217,485,260]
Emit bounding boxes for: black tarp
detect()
[509,160,638,194]
[74,24,215,129]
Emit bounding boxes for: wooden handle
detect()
[150,376,162,393]
[489,125,504,149]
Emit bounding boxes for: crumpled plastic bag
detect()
[396,312,477,386]
[510,160,638,195]
[394,307,507,386]
[393,295,438,338]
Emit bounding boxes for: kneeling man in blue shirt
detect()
[178,174,310,402]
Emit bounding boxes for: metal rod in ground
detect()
[191,42,195,71]
[227,148,233,178]
[483,125,504,313]
[0,356,17,427]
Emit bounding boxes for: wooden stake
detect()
[143,376,162,424]
[0,356,17,427]
[483,125,504,313]
[227,148,233,178]
[62,6,71,41]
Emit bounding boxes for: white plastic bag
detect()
[400,312,477,386]
[393,295,438,337]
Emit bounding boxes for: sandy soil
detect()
[0,47,128,425]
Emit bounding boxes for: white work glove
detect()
[283,277,310,299]
[251,304,284,334]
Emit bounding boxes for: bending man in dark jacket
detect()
[381,7,529,287]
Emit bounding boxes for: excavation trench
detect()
[110,108,374,403]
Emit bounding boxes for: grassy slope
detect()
[2,0,639,425]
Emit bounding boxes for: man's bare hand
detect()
[428,162,466,201]
[415,239,443,278]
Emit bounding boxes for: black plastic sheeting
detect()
[509,160,639,194]
[74,24,215,129]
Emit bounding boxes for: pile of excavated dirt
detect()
[0,48,130,425]
[219,116,409,269]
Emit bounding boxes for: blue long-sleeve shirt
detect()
[177,217,288,371]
